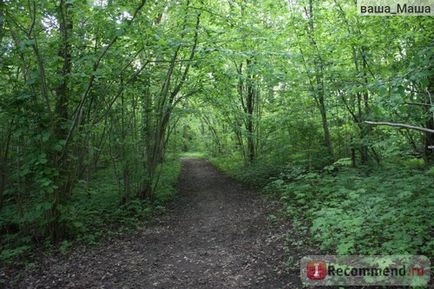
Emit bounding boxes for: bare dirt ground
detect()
[6,158,301,289]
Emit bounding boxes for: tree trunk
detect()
[48,0,74,243]
[246,59,256,164]
[306,0,334,161]
[318,88,334,160]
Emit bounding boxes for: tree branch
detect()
[60,0,148,160]
[365,121,434,134]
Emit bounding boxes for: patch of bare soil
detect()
[5,158,301,288]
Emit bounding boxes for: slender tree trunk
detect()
[306,0,334,161]
[246,59,256,164]
[141,77,153,199]
[359,52,371,164]
[334,1,373,165]
[318,87,334,159]
[48,0,73,243]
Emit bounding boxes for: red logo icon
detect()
[307,261,327,280]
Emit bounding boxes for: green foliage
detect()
[211,152,291,188]
[0,245,32,264]
[1,0,193,266]
[0,158,181,265]
[1,0,433,280]
[264,164,434,256]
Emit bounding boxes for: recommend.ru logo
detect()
[301,255,431,286]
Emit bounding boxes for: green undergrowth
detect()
[212,155,434,257]
[179,151,208,158]
[0,158,181,266]
[210,153,289,188]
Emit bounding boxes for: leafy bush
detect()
[265,165,434,256]
[0,158,181,265]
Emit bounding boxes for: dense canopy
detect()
[0,0,433,275]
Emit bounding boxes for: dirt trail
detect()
[9,158,300,288]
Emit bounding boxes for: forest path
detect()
[13,158,299,289]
